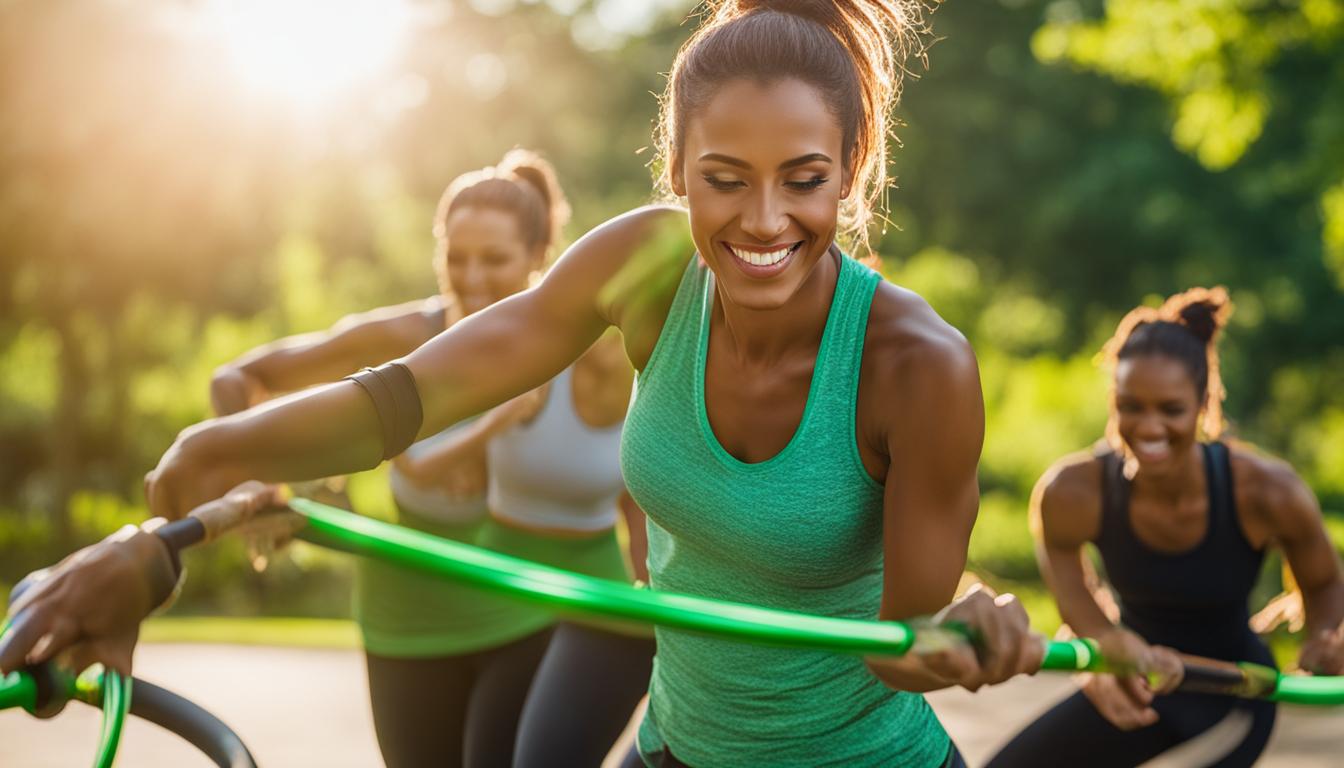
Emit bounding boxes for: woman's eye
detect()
[1162,405,1187,417]
[703,175,744,191]
[785,177,828,191]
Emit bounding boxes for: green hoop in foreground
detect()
[291,498,1344,706]
[295,499,1105,664]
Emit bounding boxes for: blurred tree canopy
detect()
[0,0,1340,624]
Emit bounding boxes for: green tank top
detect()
[621,252,949,767]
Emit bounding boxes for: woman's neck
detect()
[712,246,840,365]
[1130,441,1204,504]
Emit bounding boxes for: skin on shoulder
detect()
[1032,453,1104,552]
[862,281,985,611]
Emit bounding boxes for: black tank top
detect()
[1096,442,1271,664]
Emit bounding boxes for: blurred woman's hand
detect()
[0,524,177,676]
[1078,627,1184,730]
[1298,624,1344,676]
[209,366,267,417]
[144,422,251,521]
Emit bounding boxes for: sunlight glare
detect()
[205,0,411,108]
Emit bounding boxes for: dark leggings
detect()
[367,623,654,768]
[365,628,554,768]
[514,623,656,768]
[986,690,1276,768]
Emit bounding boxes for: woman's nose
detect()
[739,189,789,243]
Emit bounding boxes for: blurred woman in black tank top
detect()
[990,287,1344,767]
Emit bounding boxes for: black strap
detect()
[1204,441,1237,530]
[346,362,424,460]
[1098,448,1128,542]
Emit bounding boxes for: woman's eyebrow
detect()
[696,152,833,169]
[779,153,832,170]
[698,152,749,168]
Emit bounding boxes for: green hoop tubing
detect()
[0,615,130,768]
[288,498,1344,706]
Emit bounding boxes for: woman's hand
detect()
[209,366,267,417]
[1078,627,1183,730]
[1297,624,1344,676]
[0,524,177,676]
[144,422,252,521]
[0,482,284,676]
[922,584,1044,691]
[868,584,1044,693]
[1079,672,1159,730]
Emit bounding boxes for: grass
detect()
[141,616,360,649]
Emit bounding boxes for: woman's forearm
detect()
[231,383,385,476]
[148,382,384,520]
[1055,587,1121,641]
[865,656,956,693]
[1302,579,1344,635]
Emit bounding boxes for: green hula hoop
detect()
[291,499,1344,706]
[292,498,1098,664]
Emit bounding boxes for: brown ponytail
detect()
[433,148,571,255]
[656,0,933,251]
[1101,286,1234,441]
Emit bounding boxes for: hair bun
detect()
[1163,286,1231,345]
[736,0,827,18]
[496,148,571,250]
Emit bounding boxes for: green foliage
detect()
[1324,182,1344,288]
[0,324,58,419]
[967,492,1040,582]
[1034,0,1343,170]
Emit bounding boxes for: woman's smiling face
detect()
[672,77,852,311]
[1113,354,1203,476]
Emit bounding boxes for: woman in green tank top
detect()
[143,1,1047,766]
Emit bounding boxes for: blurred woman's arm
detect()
[146,207,688,521]
[1249,453,1344,674]
[1031,459,1182,729]
[210,299,441,416]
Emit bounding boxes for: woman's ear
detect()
[840,157,856,200]
[432,249,449,295]
[669,150,687,197]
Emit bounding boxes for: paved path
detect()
[3,644,1342,766]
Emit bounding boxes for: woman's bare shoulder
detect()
[863,280,977,397]
[1034,451,1105,544]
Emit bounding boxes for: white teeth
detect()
[729,243,795,267]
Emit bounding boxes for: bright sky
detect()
[201,0,414,109]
